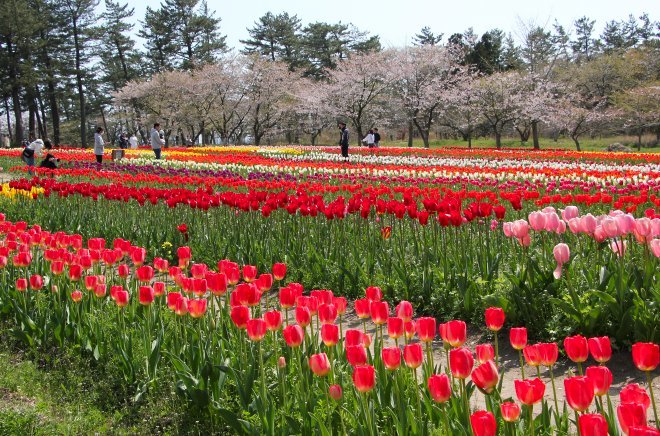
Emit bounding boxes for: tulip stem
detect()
[460,378,469,417]
[549,365,560,423]
[412,368,422,422]
[518,350,526,380]
[529,404,534,435]
[574,410,580,436]
[577,361,583,376]
[647,371,659,429]
[494,333,499,369]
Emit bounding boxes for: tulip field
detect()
[0,145,658,435]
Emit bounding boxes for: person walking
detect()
[373,128,381,148]
[150,123,165,159]
[362,129,375,149]
[94,127,108,163]
[21,138,45,175]
[338,122,349,160]
[129,133,138,149]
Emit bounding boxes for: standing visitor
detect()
[362,129,375,148]
[21,138,45,175]
[94,127,108,163]
[151,123,165,159]
[373,128,381,148]
[129,133,138,149]
[118,133,128,149]
[338,122,349,160]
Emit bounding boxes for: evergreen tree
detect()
[572,16,600,62]
[501,35,524,71]
[139,6,177,73]
[466,29,505,74]
[521,26,555,73]
[412,26,443,46]
[241,11,302,67]
[99,0,140,91]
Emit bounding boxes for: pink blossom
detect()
[562,206,579,222]
[553,243,570,279]
[601,217,620,238]
[503,222,513,237]
[568,218,581,234]
[610,240,627,257]
[544,213,560,233]
[580,214,597,234]
[529,212,546,232]
[634,218,652,238]
[650,239,660,258]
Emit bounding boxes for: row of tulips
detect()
[0,213,658,434]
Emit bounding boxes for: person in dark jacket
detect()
[373,128,381,148]
[338,122,349,160]
[39,141,58,171]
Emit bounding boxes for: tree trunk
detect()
[36,87,48,139]
[3,97,12,143]
[468,134,472,149]
[100,106,110,142]
[72,18,87,148]
[407,121,413,147]
[572,135,581,151]
[495,132,502,149]
[637,129,642,151]
[11,86,23,146]
[532,121,540,150]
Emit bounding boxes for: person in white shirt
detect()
[362,130,375,148]
[150,123,165,159]
[129,133,138,149]
[94,127,109,163]
[22,139,45,175]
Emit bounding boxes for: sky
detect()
[125,0,660,50]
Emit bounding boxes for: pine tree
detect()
[413,27,443,46]
[99,0,140,91]
[139,6,177,73]
[241,11,302,67]
[572,16,600,63]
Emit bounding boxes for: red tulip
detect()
[130,247,146,266]
[620,384,651,411]
[69,264,83,281]
[247,319,267,341]
[15,278,28,292]
[188,299,207,318]
[564,376,594,412]
[264,310,282,331]
[523,344,542,367]
[510,327,527,350]
[370,301,389,325]
[256,273,273,292]
[346,345,368,366]
[310,289,333,305]
[618,402,647,434]
[471,360,499,394]
[352,365,375,393]
[381,347,401,371]
[50,261,64,275]
[279,286,296,308]
[427,374,451,403]
[404,343,424,369]
[318,303,337,324]
[190,263,207,279]
[395,300,414,321]
[116,263,129,278]
[485,307,505,332]
[578,413,608,436]
[139,286,154,305]
[416,317,436,342]
[449,347,474,379]
[295,306,311,327]
[321,324,339,346]
[230,306,250,329]
[628,426,660,436]
[514,378,545,405]
[153,281,166,297]
[272,262,286,281]
[585,366,612,396]
[333,296,347,315]
[404,320,416,339]
[345,329,367,347]
[365,286,382,302]
[191,277,208,296]
[632,342,659,371]
[470,410,497,436]
[84,275,98,291]
[538,342,559,367]
[476,344,495,364]
[207,272,227,296]
[564,335,589,363]
[443,320,467,347]
[309,353,331,377]
[387,317,404,339]
[328,384,342,401]
[94,284,106,298]
[29,274,43,290]
[242,265,257,282]
[167,292,182,310]
[282,325,304,347]
[500,402,521,422]
[588,337,612,363]
[354,298,371,319]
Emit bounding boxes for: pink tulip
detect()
[602,217,620,238]
[581,214,597,234]
[511,220,529,239]
[503,222,513,237]
[545,212,560,232]
[562,206,579,222]
[568,218,581,234]
[553,243,570,279]
[635,218,652,238]
[529,212,546,232]
[610,240,627,257]
[650,239,660,258]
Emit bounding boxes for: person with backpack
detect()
[338,122,349,160]
[21,138,45,175]
[39,141,58,171]
[373,128,381,148]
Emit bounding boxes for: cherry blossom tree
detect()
[615,84,660,150]
[513,74,559,149]
[472,72,525,149]
[436,73,482,147]
[389,45,468,148]
[319,50,397,145]
[548,95,613,151]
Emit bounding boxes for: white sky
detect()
[124,0,659,49]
